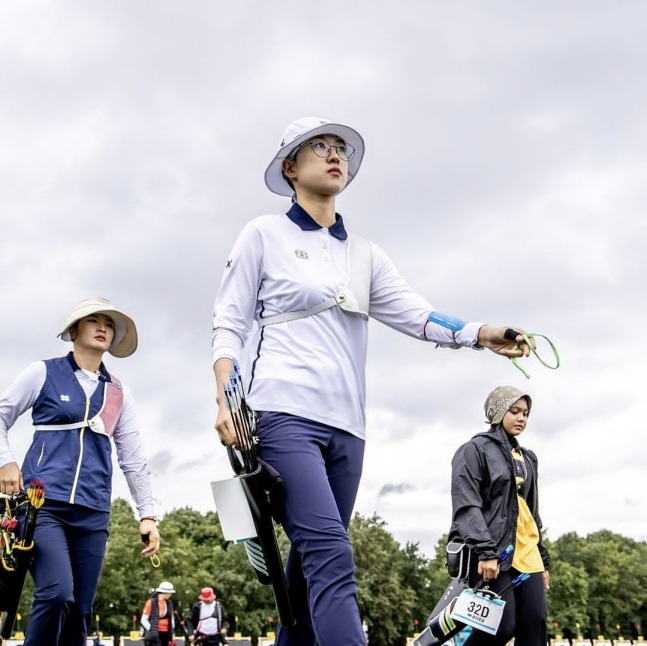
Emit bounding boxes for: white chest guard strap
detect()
[258,233,372,327]
[34,380,124,438]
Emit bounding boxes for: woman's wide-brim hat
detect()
[155,581,176,594]
[198,586,216,602]
[264,116,365,197]
[484,385,532,425]
[57,297,138,358]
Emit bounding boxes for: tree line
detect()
[14,499,647,645]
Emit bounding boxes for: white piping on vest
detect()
[70,397,91,504]
[258,233,372,327]
[36,442,45,467]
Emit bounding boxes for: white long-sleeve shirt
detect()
[212,206,482,440]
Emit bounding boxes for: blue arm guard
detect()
[427,311,467,332]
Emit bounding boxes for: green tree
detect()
[546,558,589,638]
[13,501,647,644]
[551,530,647,639]
[15,574,34,635]
[399,540,440,634]
[95,501,229,639]
[94,498,155,637]
[582,531,647,638]
[162,504,280,641]
[351,513,417,646]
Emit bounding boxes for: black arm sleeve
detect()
[450,441,499,561]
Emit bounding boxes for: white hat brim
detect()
[155,586,176,594]
[58,299,138,358]
[264,123,365,197]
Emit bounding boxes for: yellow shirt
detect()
[510,447,544,573]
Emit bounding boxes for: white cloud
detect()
[1,0,646,562]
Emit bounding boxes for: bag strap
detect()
[258,297,337,326]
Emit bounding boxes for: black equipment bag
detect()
[237,459,294,627]
[446,541,471,580]
[0,483,45,639]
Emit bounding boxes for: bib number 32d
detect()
[450,589,506,635]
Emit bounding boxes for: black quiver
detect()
[228,449,294,628]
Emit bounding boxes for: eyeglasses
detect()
[291,139,355,162]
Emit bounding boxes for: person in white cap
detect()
[0,297,160,646]
[211,117,535,646]
[141,581,176,646]
[448,386,550,645]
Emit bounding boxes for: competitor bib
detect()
[450,589,505,635]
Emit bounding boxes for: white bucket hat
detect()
[264,116,365,197]
[57,297,138,358]
[155,581,176,594]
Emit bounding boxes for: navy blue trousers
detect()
[463,568,547,646]
[256,412,367,646]
[24,501,109,646]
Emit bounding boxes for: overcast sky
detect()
[1,1,645,559]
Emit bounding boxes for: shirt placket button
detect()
[321,229,331,263]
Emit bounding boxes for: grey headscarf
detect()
[484,385,532,424]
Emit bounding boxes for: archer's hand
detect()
[140,519,161,556]
[215,405,239,448]
[477,325,535,358]
[0,462,23,496]
[214,357,239,448]
[478,558,500,581]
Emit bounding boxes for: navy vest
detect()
[22,353,122,511]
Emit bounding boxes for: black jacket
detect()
[448,424,550,570]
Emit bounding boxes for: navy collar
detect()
[65,351,111,382]
[285,203,348,240]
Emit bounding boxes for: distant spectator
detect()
[141,581,175,646]
[189,587,228,645]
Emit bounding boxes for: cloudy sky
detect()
[1,1,645,559]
